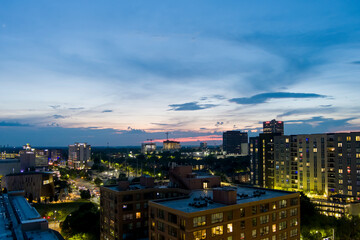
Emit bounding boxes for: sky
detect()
[1,1,360,146]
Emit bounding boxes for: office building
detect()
[263,119,284,135]
[0,191,62,240]
[149,186,300,240]
[223,131,248,155]
[163,140,181,151]
[68,143,91,169]
[100,176,189,240]
[19,144,49,171]
[142,142,157,154]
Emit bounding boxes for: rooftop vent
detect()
[213,187,237,205]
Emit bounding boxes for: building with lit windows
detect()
[149,186,300,240]
[68,143,91,169]
[163,140,181,151]
[142,142,157,154]
[100,176,189,240]
[263,119,284,135]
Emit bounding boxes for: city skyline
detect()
[1,1,360,146]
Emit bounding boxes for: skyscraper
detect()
[223,131,248,155]
[263,119,284,135]
[68,143,91,169]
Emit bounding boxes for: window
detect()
[157,221,164,232]
[158,209,164,219]
[168,226,177,237]
[290,198,298,206]
[279,200,287,208]
[279,232,287,240]
[136,203,141,210]
[240,208,245,217]
[240,233,245,240]
[272,212,277,221]
[279,221,287,231]
[211,212,223,223]
[168,213,177,224]
[279,210,287,219]
[260,203,269,212]
[356,136,360,141]
[123,213,133,220]
[211,225,223,236]
[227,223,233,233]
[347,136,351,141]
[272,224,276,232]
[290,218,298,227]
[136,212,141,219]
[252,217,257,227]
[227,211,233,220]
[240,221,245,229]
[193,216,206,227]
[252,206,257,214]
[252,229,257,238]
[260,215,269,224]
[260,226,269,236]
[290,229,298,237]
[290,208,298,216]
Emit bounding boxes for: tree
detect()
[80,189,91,199]
[61,202,99,240]
[94,177,102,186]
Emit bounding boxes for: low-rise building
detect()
[0,191,63,240]
[100,176,189,240]
[149,186,300,240]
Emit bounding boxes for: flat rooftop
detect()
[153,187,295,213]
[25,230,60,240]
[11,195,41,221]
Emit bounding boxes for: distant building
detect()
[141,142,156,154]
[68,143,91,169]
[50,149,63,162]
[163,140,181,151]
[263,119,284,134]
[149,186,300,240]
[200,142,207,150]
[223,131,248,155]
[0,191,62,240]
[100,176,189,240]
[0,152,18,159]
[19,144,49,171]
[4,172,55,203]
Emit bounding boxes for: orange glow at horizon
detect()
[144,134,222,143]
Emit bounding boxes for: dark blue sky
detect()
[1,1,360,146]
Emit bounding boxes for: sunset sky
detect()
[1,1,360,146]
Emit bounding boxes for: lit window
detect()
[252,229,257,238]
[338,143,343,147]
[136,212,141,219]
[272,224,277,232]
[313,148,317,153]
[356,136,360,141]
[211,225,223,236]
[193,216,206,227]
[193,229,206,240]
[347,136,351,141]
[227,223,233,233]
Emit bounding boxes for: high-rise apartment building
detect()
[142,142,156,154]
[272,132,360,197]
[19,144,49,171]
[263,119,284,135]
[149,186,300,240]
[223,131,248,155]
[68,143,91,169]
[250,120,284,188]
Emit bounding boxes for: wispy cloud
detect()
[169,102,217,111]
[68,107,85,110]
[49,105,61,109]
[53,114,66,119]
[351,61,360,64]
[102,109,113,113]
[229,92,327,105]
[0,121,30,127]
[277,107,334,118]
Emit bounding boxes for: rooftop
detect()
[153,186,295,213]
[11,194,41,221]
